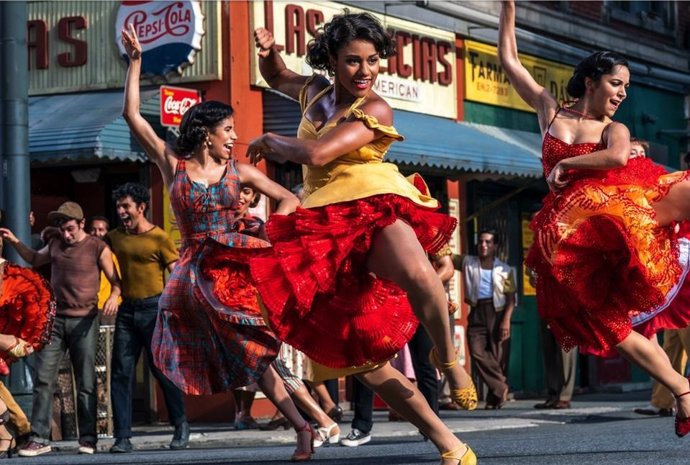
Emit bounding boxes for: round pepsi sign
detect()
[116,1,205,78]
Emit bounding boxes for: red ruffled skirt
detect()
[249,194,456,369]
[528,170,690,357]
[0,263,56,374]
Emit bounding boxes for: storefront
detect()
[25,0,235,428]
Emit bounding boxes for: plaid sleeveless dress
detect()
[153,159,279,395]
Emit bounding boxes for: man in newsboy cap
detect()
[0,201,120,457]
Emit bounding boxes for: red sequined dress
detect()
[527,128,690,357]
[0,261,55,375]
[247,81,457,374]
[153,159,279,395]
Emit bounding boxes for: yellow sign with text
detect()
[464,40,573,112]
[521,217,536,296]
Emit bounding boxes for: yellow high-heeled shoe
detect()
[429,347,478,411]
[441,444,477,465]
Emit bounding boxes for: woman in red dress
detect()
[249,12,476,465]
[120,25,317,461]
[499,0,690,437]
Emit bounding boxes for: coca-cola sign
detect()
[160,85,201,127]
[116,1,205,78]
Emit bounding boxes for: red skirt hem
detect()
[250,194,456,368]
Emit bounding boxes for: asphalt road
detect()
[14,392,690,465]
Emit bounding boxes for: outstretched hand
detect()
[546,163,569,192]
[247,134,284,165]
[254,28,275,58]
[121,24,142,60]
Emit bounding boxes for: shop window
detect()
[607,1,675,35]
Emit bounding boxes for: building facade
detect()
[14,1,690,423]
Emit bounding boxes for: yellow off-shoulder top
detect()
[298,78,438,211]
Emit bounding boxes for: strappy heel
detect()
[0,409,15,459]
[429,347,478,411]
[313,422,339,448]
[674,382,690,438]
[291,422,315,462]
[440,444,477,465]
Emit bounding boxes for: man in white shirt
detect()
[453,229,516,409]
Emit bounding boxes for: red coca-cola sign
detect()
[160,85,201,127]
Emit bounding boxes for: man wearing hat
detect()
[0,201,121,457]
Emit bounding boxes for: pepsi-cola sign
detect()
[160,85,201,127]
[116,1,205,78]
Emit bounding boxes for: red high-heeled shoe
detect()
[291,422,315,462]
[675,389,690,438]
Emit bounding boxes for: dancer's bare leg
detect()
[367,220,472,393]
[257,366,311,454]
[617,331,690,417]
[308,381,337,414]
[291,384,338,429]
[652,181,690,226]
[358,364,465,464]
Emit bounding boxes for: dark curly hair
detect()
[112,182,150,209]
[478,228,500,246]
[306,11,396,75]
[566,51,629,99]
[175,101,235,156]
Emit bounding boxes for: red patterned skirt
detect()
[155,238,280,395]
[528,171,690,357]
[0,263,55,375]
[249,194,457,369]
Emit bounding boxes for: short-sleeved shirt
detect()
[97,252,122,309]
[107,226,179,299]
[49,235,106,317]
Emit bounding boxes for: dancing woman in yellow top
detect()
[246,12,476,465]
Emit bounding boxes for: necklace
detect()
[561,106,603,121]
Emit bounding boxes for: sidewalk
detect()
[48,389,652,454]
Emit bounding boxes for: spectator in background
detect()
[88,216,121,325]
[107,183,189,453]
[1,201,121,457]
[452,229,516,410]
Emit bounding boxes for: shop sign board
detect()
[28,1,222,95]
[160,85,201,127]
[251,0,457,119]
[464,40,573,112]
[115,1,205,78]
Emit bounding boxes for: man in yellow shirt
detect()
[88,216,121,323]
[106,183,187,453]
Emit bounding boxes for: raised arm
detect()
[0,228,50,267]
[254,27,311,100]
[498,0,558,133]
[237,163,300,216]
[547,122,631,191]
[247,99,392,167]
[121,24,176,187]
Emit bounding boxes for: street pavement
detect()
[16,388,690,464]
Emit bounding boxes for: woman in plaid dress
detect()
[120,25,317,461]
